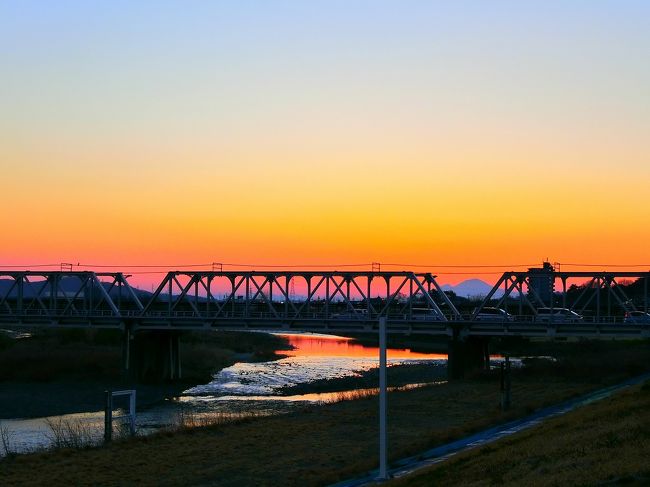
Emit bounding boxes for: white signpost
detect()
[104,389,136,443]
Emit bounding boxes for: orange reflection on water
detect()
[278,333,447,360]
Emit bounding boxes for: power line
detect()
[0,264,61,268]
[120,270,175,275]
[560,263,650,268]
[2,261,649,271]
[432,271,511,275]
[77,263,214,268]
[220,263,372,268]
[382,263,538,268]
[61,262,374,269]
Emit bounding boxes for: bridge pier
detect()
[448,334,490,380]
[122,324,132,380]
[125,329,182,383]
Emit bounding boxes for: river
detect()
[0,333,447,455]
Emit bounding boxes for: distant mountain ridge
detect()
[0,277,153,300]
[441,278,504,298]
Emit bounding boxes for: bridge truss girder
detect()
[0,271,141,322]
[139,271,460,323]
[0,270,460,328]
[473,271,650,319]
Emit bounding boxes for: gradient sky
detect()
[1,1,649,284]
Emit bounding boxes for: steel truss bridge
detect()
[1,269,649,339]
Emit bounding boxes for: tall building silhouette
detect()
[528,262,555,305]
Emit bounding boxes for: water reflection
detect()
[178,381,446,404]
[186,333,446,396]
[1,332,447,455]
[281,333,447,360]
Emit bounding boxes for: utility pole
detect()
[501,355,511,411]
[378,316,388,480]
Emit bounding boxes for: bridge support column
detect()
[448,335,490,380]
[122,323,133,380]
[170,332,182,380]
[128,330,183,383]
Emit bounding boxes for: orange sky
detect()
[2,3,649,286]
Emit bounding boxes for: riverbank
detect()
[278,362,448,396]
[0,329,291,418]
[0,373,615,485]
[2,339,649,485]
[388,380,650,486]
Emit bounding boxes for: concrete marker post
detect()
[104,390,113,443]
[500,361,506,411]
[129,390,137,436]
[505,355,512,409]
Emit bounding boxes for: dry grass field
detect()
[2,339,649,486]
[0,376,610,486]
[390,381,650,486]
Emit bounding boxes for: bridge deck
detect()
[1,313,649,339]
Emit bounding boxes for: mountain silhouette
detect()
[441,278,504,298]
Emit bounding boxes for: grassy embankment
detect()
[389,380,650,486]
[0,329,290,418]
[1,339,649,486]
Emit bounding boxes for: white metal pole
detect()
[378,316,388,480]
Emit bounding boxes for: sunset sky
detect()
[2,1,649,285]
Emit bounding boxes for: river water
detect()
[0,333,447,455]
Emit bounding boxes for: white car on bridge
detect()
[535,308,583,323]
[411,308,444,321]
[624,311,650,324]
[473,307,514,322]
